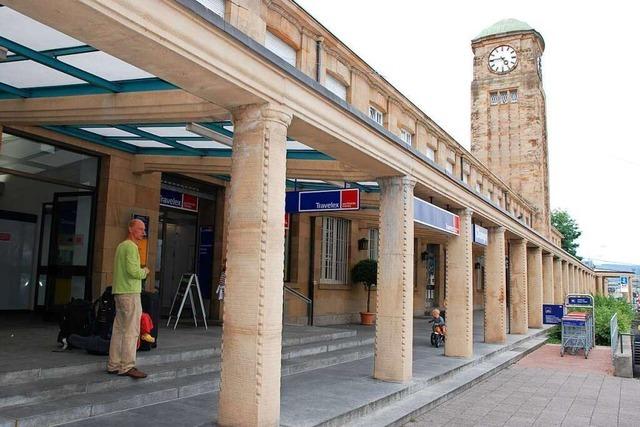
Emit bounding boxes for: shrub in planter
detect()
[351,259,377,318]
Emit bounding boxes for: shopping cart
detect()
[560,311,593,358]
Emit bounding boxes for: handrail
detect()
[284,285,313,326]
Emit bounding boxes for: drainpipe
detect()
[315,37,324,82]
[307,216,316,325]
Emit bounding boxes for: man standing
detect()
[107,219,150,378]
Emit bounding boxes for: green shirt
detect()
[113,240,147,294]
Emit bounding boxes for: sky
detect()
[296,0,640,265]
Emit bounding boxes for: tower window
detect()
[490,90,517,106]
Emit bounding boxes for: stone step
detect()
[0,335,373,409]
[0,328,356,387]
[325,331,549,427]
[0,341,375,426]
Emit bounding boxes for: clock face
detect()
[488,45,518,74]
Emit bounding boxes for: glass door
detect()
[45,192,95,311]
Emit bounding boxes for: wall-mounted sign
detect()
[285,188,360,213]
[414,197,460,235]
[620,276,629,285]
[543,304,563,324]
[160,188,199,212]
[567,295,593,306]
[473,224,488,246]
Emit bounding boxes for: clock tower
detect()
[470,19,550,236]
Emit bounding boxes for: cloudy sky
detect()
[296,0,640,265]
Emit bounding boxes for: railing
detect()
[284,285,313,326]
[610,312,619,358]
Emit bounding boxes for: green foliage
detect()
[551,209,582,257]
[351,259,377,313]
[547,295,634,346]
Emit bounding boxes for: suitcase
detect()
[141,291,160,350]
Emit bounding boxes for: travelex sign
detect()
[414,197,460,235]
[285,188,360,213]
[473,224,488,246]
[160,188,199,212]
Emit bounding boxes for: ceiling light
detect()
[186,123,233,147]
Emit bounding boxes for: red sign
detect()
[284,213,290,230]
[340,188,359,209]
[0,232,10,241]
[182,194,199,211]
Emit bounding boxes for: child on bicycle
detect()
[431,308,446,336]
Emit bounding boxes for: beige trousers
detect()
[108,293,141,374]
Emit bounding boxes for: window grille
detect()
[500,91,509,104]
[400,129,413,145]
[321,217,350,283]
[510,90,518,103]
[490,92,499,105]
[369,106,384,125]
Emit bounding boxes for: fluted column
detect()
[542,253,554,305]
[374,176,415,382]
[562,261,569,300]
[527,247,543,328]
[553,257,563,304]
[484,226,506,343]
[509,238,528,334]
[445,209,474,357]
[218,103,292,427]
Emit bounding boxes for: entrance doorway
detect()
[157,209,198,315]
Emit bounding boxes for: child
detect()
[431,308,446,336]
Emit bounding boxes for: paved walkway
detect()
[406,345,640,426]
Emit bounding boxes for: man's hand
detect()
[143,267,150,275]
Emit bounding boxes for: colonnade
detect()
[215,102,601,425]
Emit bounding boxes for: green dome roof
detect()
[475,19,534,40]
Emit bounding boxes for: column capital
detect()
[455,207,473,218]
[377,175,417,189]
[231,102,293,130]
[543,252,554,259]
[490,225,506,233]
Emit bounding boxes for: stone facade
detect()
[471,29,550,236]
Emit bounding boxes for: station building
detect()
[0,1,603,425]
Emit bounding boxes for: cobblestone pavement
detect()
[406,345,640,426]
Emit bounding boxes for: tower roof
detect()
[475,18,534,40]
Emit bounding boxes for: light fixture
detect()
[186,123,233,147]
[0,46,7,61]
[358,238,369,251]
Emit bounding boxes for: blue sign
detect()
[197,226,214,298]
[286,188,360,213]
[567,296,593,306]
[473,224,488,246]
[543,304,563,325]
[414,197,460,235]
[620,276,628,285]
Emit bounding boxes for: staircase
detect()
[0,328,374,427]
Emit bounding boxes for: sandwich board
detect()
[166,273,208,330]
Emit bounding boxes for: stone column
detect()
[570,265,576,294]
[562,261,569,300]
[542,253,554,305]
[484,226,506,344]
[627,276,633,303]
[553,257,563,304]
[527,247,543,328]
[374,176,415,382]
[597,276,604,296]
[218,103,291,427]
[508,238,528,334]
[445,209,474,357]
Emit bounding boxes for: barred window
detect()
[500,91,509,104]
[490,92,499,105]
[510,90,518,103]
[491,90,517,106]
[321,217,350,283]
[368,228,379,261]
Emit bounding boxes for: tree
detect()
[351,259,377,313]
[551,209,582,257]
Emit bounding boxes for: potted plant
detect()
[351,259,377,325]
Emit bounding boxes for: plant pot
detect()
[360,312,376,325]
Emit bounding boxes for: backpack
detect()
[57,298,95,344]
[93,286,116,340]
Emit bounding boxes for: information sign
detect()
[473,224,488,246]
[285,188,360,213]
[567,296,593,306]
[543,304,563,325]
[160,188,199,212]
[414,197,460,235]
[620,276,628,285]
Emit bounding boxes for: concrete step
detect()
[0,328,356,387]
[0,335,372,409]
[328,332,549,427]
[0,332,374,426]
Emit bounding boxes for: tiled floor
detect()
[407,344,640,427]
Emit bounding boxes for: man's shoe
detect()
[107,369,118,375]
[120,367,147,379]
